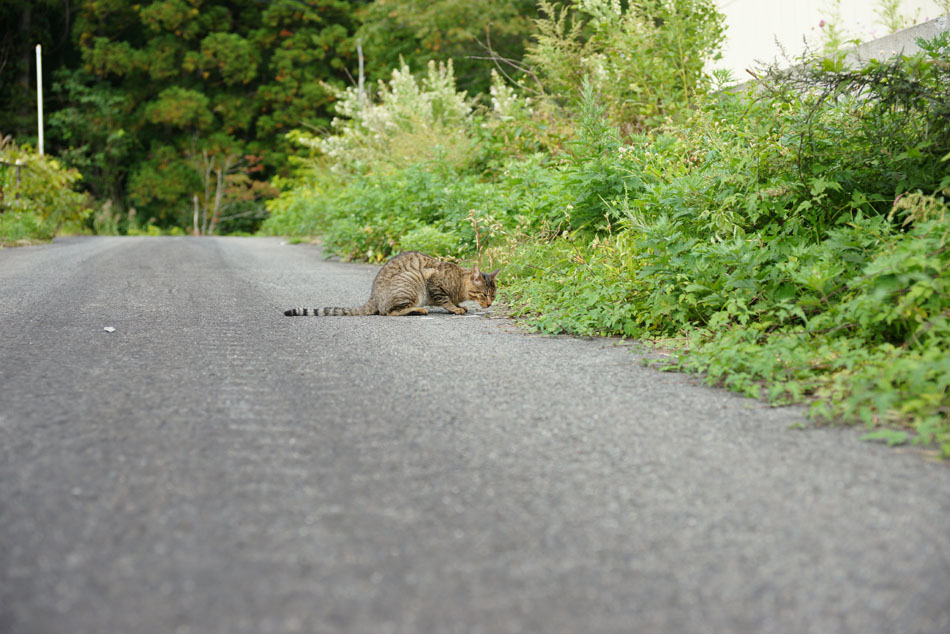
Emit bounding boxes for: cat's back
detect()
[386,250,440,268]
[370,251,437,290]
[374,251,432,280]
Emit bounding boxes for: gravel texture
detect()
[1,236,948,634]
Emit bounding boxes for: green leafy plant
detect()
[527,0,726,132]
[1,136,90,244]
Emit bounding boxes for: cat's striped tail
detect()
[283,302,375,317]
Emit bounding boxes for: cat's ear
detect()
[470,263,481,281]
[487,268,500,280]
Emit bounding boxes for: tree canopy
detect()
[0,0,541,231]
[67,0,361,228]
[355,0,539,96]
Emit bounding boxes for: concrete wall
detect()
[714,0,948,82]
[844,13,950,64]
[721,13,949,92]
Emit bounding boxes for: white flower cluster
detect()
[578,0,622,27]
[316,60,473,173]
[581,52,610,82]
[489,70,529,122]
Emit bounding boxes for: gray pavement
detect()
[1,236,948,634]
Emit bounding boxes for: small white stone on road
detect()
[103,326,116,333]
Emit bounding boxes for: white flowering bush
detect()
[314,60,475,175]
[488,69,529,122]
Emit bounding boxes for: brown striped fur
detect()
[284,251,499,317]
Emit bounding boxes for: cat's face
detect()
[469,267,500,307]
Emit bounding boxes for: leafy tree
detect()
[55,0,361,230]
[355,0,539,96]
[49,68,134,207]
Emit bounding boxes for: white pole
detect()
[36,44,44,156]
[357,38,365,108]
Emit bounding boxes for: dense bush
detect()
[0,136,90,244]
[527,0,725,132]
[263,60,510,260]
[502,35,950,454]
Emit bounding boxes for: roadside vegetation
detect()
[263,1,950,456]
[0,135,89,246]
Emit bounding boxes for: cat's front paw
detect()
[452,306,468,315]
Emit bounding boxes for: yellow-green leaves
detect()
[144,87,214,129]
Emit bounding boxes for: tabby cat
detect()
[284,251,499,317]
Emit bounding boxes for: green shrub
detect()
[308,60,475,176]
[398,225,463,257]
[260,172,339,237]
[1,137,89,244]
[527,0,725,132]
[498,35,950,455]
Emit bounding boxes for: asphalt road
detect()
[1,236,948,634]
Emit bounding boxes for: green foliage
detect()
[311,59,476,175]
[266,10,950,455]
[21,0,362,231]
[186,32,260,85]
[355,0,539,96]
[144,87,214,129]
[260,170,337,238]
[265,161,492,261]
[398,225,463,257]
[759,32,950,234]
[49,69,134,207]
[557,78,632,231]
[499,230,646,337]
[501,37,950,455]
[479,70,569,160]
[1,137,90,244]
[128,145,202,219]
[527,0,726,132]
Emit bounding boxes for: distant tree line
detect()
[0,0,537,232]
